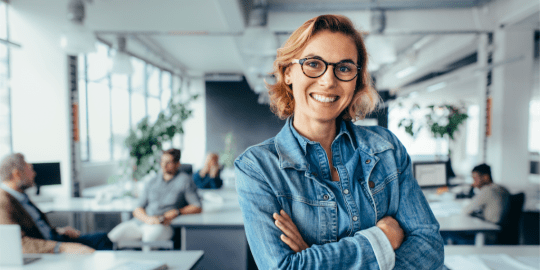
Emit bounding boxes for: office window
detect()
[131,58,146,127]
[161,71,172,109]
[78,41,176,162]
[388,104,449,156]
[111,74,130,160]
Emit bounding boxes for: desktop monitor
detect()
[413,161,447,188]
[31,162,61,195]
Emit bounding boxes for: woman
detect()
[234,15,444,269]
[193,153,223,189]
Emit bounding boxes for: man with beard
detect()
[0,153,113,253]
[107,148,202,250]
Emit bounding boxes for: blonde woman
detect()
[234,15,444,269]
[193,153,223,189]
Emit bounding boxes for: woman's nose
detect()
[318,66,338,88]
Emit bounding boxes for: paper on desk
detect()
[445,254,539,270]
[479,254,538,270]
[445,255,491,270]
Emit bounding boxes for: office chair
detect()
[497,192,525,245]
[179,164,193,175]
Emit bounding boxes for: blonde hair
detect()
[267,14,380,121]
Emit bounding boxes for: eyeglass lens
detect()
[301,59,358,81]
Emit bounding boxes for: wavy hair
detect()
[267,14,380,121]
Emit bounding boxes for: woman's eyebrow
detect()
[302,54,357,64]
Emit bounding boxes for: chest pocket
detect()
[369,172,398,219]
[276,194,337,245]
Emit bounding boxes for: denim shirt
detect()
[235,118,444,270]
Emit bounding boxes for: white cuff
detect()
[358,226,395,270]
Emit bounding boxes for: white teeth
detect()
[312,94,337,103]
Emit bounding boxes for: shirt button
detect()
[365,159,371,164]
[312,172,318,177]
[353,216,358,221]
[368,181,375,188]
[323,194,329,200]
[343,189,349,194]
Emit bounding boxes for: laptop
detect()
[0,225,41,266]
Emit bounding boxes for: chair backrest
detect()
[498,192,525,245]
[179,164,193,175]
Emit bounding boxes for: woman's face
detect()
[285,30,358,124]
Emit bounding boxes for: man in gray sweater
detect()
[463,163,510,224]
[108,148,202,247]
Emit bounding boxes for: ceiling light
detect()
[110,36,133,75]
[396,66,417,78]
[60,0,96,55]
[241,7,277,56]
[426,82,447,92]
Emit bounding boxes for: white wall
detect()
[9,0,72,196]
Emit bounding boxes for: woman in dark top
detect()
[193,153,223,189]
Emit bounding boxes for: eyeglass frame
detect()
[290,57,362,82]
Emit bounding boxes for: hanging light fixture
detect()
[110,36,133,75]
[60,0,96,55]
[241,4,277,56]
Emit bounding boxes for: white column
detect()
[487,28,534,188]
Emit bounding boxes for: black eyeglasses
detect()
[291,57,361,82]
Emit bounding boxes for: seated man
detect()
[0,153,112,254]
[442,163,510,245]
[193,153,223,189]
[108,148,202,248]
[463,163,510,224]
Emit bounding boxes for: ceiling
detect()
[12,0,540,103]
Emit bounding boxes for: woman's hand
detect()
[273,210,310,253]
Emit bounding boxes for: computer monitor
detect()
[31,162,61,195]
[413,161,447,188]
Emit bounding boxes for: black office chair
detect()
[179,164,193,175]
[497,192,525,245]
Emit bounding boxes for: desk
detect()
[429,200,501,246]
[2,250,204,270]
[171,188,247,270]
[444,246,539,269]
[36,197,138,233]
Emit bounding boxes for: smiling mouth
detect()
[311,94,338,103]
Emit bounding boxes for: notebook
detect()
[0,225,41,266]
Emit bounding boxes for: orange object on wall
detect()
[72,103,79,142]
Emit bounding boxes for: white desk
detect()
[444,246,539,269]
[429,199,501,246]
[171,188,247,270]
[2,251,204,270]
[36,197,138,233]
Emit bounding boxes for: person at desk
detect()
[463,163,510,224]
[107,148,202,247]
[193,153,223,189]
[234,14,444,269]
[0,153,113,254]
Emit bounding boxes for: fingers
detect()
[280,234,300,253]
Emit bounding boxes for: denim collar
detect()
[275,117,393,170]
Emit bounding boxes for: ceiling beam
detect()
[267,0,493,12]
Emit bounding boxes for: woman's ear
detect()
[284,66,292,85]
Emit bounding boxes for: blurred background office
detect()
[0,0,538,267]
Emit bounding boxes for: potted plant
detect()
[125,91,198,181]
[397,103,469,176]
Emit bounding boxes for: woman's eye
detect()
[338,65,352,73]
[306,60,321,68]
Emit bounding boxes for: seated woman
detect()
[234,15,444,269]
[193,153,223,189]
